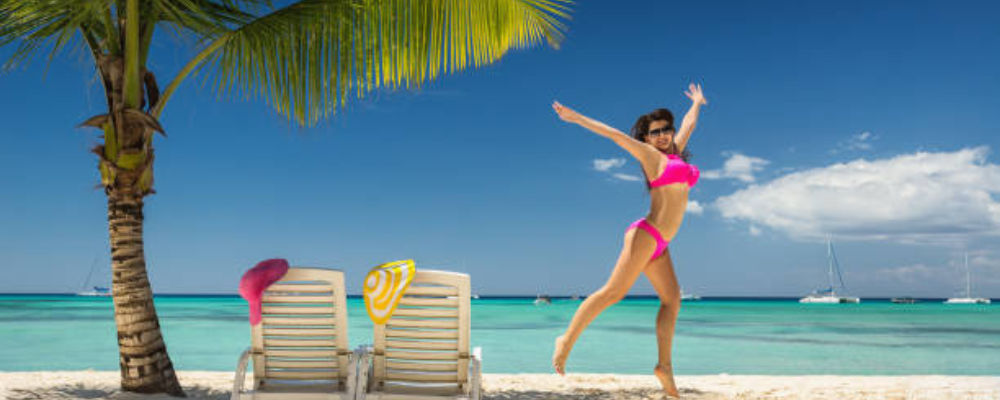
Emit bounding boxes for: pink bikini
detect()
[649,154,700,188]
[628,153,699,260]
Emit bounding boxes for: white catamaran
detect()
[800,239,860,304]
[944,253,990,305]
[76,256,111,297]
[681,289,701,301]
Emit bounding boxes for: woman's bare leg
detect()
[552,228,657,375]
[644,248,682,397]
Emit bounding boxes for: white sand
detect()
[0,371,997,399]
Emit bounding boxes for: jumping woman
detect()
[551,83,707,398]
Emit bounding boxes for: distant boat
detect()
[76,256,111,297]
[944,254,990,305]
[800,239,860,304]
[891,297,918,304]
[77,286,111,297]
[681,289,701,301]
[533,294,552,306]
[569,294,581,301]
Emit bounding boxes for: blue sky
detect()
[2,0,999,297]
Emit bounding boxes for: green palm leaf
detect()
[0,0,113,68]
[4,0,570,125]
[173,0,571,126]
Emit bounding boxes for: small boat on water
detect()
[800,239,860,304]
[76,256,111,297]
[891,297,918,304]
[77,286,111,297]
[800,290,859,304]
[681,289,701,301]
[533,295,552,306]
[945,297,990,304]
[944,254,991,305]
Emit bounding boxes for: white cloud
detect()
[686,200,704,215]
[702,152,770,183]
[592,157,641,182]
[749,225,761,236]
[834,131,878,153]
[611,173,641,182]
[593,158,626,172]
[715,147,1000,244]
[874,263,941,284]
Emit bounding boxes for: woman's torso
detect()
[641,154,697,242]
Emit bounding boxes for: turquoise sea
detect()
[0,295,997,375]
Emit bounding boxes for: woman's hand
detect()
[552,101,582,123]
[685,83,708,106]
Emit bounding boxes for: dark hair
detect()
[630,108,691,162]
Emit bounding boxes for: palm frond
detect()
[3,0,572,127]
[0,0,271,69]
[0,0,114,69]
[201,0,571,126]
[152,0,265,38]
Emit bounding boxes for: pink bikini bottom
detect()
[627,218,669,261]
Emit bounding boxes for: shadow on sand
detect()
[7,383,229,400]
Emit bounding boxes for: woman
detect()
[551,83,707,398]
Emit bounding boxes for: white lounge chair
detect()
[233,267,358,400]
[357,270,482,400]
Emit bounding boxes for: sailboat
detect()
[681,289,701,301]
[76,256,111,297]
[944,253,990,304]
[799,239,860,304]
[77,286,111,297]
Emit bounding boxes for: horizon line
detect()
[0,292,986,301]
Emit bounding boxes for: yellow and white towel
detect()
[363,259,415,325]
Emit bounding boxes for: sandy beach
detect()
[0,371,997,400]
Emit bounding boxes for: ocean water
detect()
[0,295,997,375]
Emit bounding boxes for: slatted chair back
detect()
[251,267,351,391]
[371,270,471,396]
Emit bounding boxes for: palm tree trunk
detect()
[107,191,184,396]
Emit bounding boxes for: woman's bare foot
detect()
[552,335,571,375]
[654,363,680,398]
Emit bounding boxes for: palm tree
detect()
[1,0,569,395]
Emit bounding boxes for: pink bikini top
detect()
[649,153,700,188]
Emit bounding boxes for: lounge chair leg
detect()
[232,347,252,400]
[354,345,373,400]
[469,347,483,400]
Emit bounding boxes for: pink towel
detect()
[239,258,290,325]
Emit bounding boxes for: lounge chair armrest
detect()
[469,347,483,400]
[232,347,252,400]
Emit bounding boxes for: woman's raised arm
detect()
[552,101,658,167]
[674,83,708,151]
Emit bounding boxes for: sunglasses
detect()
[648,126,675,136]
